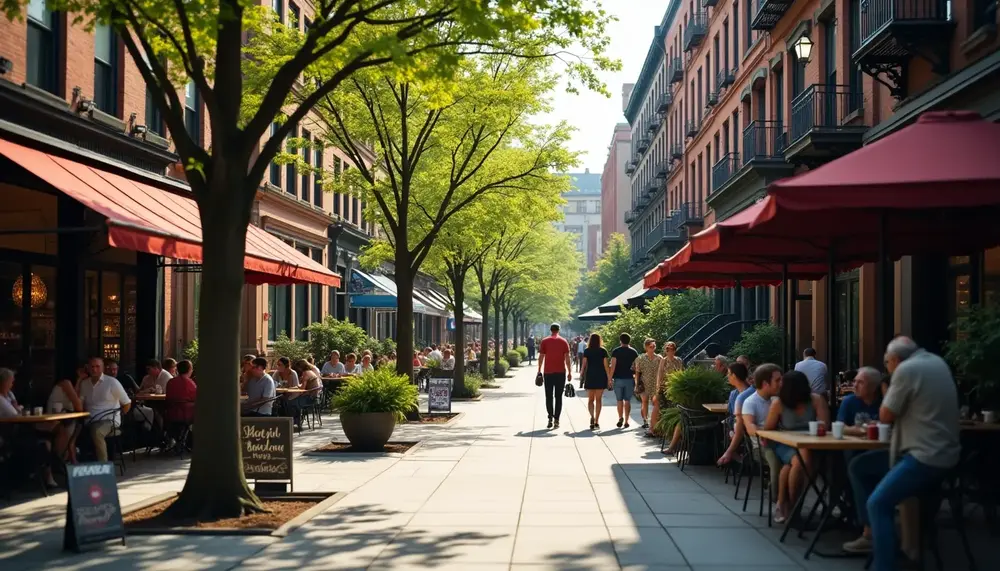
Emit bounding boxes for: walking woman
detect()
[580,333,612,430]
[652,341,685,444]
[634,338,662,430]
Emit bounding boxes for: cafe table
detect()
[702,403,729,414]
[133,393,166,402]
[276,388,309,396]
[960,420,1000,431]
[756,429,889,559]
[0,411,90,424]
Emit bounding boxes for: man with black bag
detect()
[537,323,572,429]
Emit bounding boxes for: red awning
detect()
[0,139,340,287]
[766,111,1000,208]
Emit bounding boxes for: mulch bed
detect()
[124,497,318,531]
[480,383,502,389]
[312,441,419,454]
[409,413,459,424]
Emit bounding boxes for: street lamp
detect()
[793,35,814,63]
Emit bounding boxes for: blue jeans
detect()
[847,449,889,527]
[867,454,948,571]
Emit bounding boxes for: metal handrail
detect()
[683,319,766,363]
[711,152,740,194]
[788,84,865,143]
[741,120,787,162]
[859,0,950,47]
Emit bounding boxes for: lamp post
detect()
[793,35,814,63]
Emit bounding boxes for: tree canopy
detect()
[570,232,632,331]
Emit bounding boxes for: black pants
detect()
[543,372,567,420]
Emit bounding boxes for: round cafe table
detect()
[0,411,90,424]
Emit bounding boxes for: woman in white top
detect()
[359,354,375,374]
[274,357,300,388]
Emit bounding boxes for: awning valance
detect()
[1,139,340,287]
[349,269,398,308]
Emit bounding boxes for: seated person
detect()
[243,357,276,417]
[344,353,361,375]
[358,354,375,374]
[46,366,86,463]
[162,358,178,377]
[412,354,423,367]
[320,351,346,376]
[78,357,131,463]
[838,366,883,436]
[165,360,197,425]
[274,357,299,387]
[239,354,256,392]
[290,360,323,428]
[0,368,61,488]
[763,370,830,525]
[139,359,173,393]
[716,362,753,465]
[740,363,785,522]
[441,349,456,371]
[305,357,322,377]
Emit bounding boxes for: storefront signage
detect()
[241,417,294,484]
[428,377,452,414]
[64,462,125,552]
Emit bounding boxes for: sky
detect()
[541,0,672,174]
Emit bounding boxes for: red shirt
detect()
[539,335,571,374]
[165,375,197,423]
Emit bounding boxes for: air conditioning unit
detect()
[89,107,127,133]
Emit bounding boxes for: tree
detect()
[570,233,632,331]
[331,54,578,374]
[0,0,612,519]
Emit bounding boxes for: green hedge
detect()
[516,346,528,360]
[493,357,510,378]
[505,350,521,367]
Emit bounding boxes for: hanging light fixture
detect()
[12,273,48,309]
[793,35,814,63]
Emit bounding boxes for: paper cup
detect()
[33,406,43,416]
[831,421,845,439]
[808,420,819,436]
[983,410,996,424]
[878,423,891,443]
[52,402,64,413]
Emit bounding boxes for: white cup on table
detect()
[33,406,43,416]
[808,420,820,436]
[983,410,995,424]
[51,402,64,413]
[831,421,845,439]
[878,423,891,442]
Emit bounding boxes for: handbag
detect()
[564,383,576,398]
[535,372,544,387]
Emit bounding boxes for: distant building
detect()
[601,116,632,250]
[556,170,602,269]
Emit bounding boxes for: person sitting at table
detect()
[763,369,830,524]
[164,360,197,435]
[274,357,300,388]
[466,344,477,363]
[45,366,86,463]
[79,357,131,463]
[359,353,375,374]
[163,358,178,377]
[716,362,753,465]
[290,360,322,429]
[843,337,960,568]
[239,354,256,391]
[243,357,277,417]
[740,363,785,521]
[429,344,443,362]
[843,373,893,554]
[441,349,456,371]
[0,368,61,488]
[321,351,346,376]
[412,353,423,367]
[838,366,883,437]
[305,356,322,377]
[139,359,173,394]
[343,353,361,375]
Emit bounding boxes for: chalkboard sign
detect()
[241,417,294,484]
[64,462,125,552]
[428,377,452,414]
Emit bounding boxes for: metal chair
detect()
[675,405,722,471]
[733,435,772,526]
[87,409,127,476]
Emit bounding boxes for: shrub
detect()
[505,350,521,367]
[271,332,312,363]
[181,339,199,368]
[304,316,372,360]
[373,337,396,358]
[645,290,713,343]
[728,322,785,366]
[599,307,651,348]
[666,366,729,408]
[424,357,442,369]
[516,346,528,360]
[946,304,1000,409]
[332,367,419,422]
[654,407,681,438]
[493,357,510,378]
[461,373,482,398]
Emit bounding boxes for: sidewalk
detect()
[1,364,995,570]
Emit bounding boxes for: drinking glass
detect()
[855,412,871,427]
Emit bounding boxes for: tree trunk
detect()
[479,296,490,378]
[502,307,509,356]
[493,299,501,374]
[453,285,466,395]
[394,249,415,378]
[166,169,263,519]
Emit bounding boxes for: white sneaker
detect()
[842,535,873,553]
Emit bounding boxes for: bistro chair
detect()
[87,409,128,476]
[736,435,772,526]
[675,405,722,472]
[164,399,196,456]
[721,415,745,485]
[241,396,282,417]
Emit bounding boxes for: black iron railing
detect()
[676,201,704,225]
[646,180,659,195]
[684,12,708,51]
[669,57,684,83]
[717,67,736,89]
[657,91,673,112]
[859,0,951,46]
[711,152,740,194]
[624,210,636,224]
[686,118,700,137]
[707,89,719,107]
[625,158,636,174]
[789,84,865,143]
[637,136,650,151]
[742,120,787,162]
[656,162,669,178]
[670,143,684,160]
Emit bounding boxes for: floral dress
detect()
[658,355,685,400]
[633,353,662,397]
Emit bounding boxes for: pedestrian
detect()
[537,323,572,430]
[794,347,829,395]
[650,341,684,438]
[576,336,587,376]
[634,338,662,430]
[580,333,612,430]
[526,335,536,364]
[609,333,639,429]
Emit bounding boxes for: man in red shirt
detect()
[537,323,572,429]
[165,359,197,425]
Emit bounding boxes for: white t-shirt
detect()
[441,356,456,370]
[578,341,587,353]
[79,375,131,426]
[794,357,829,394]
[0,392,19,417]
[140,369,173,392]
[429,350,444,362]
[321,361,346,376]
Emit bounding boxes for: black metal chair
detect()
[733,435,772,525]
[675,405,722,472]
[86,409,127,476]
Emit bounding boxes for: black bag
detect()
[564,383,576,398]
[535,372,544,387]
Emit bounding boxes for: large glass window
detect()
[94,24,117,115]
[145,87,164,135]
[835,273,860,372]
[272,0,284,23]
[0,263,26,376]
[286,124,297,197]
[184,81,200,144]
[311,248,323,326]
[268,285,291,341]
[300,129,311,203]
[27,0,59,94]
[313,145,324,207]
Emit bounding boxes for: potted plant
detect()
[332,368,418,451]
[945,305,1000,415]
[665,365,729,465]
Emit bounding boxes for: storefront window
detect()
[0,262,25,372]
[835,274,859,373]
[947,255,973,342]
[29,266,56,388]
[102,272,122,362]
[268,285,291,341]
[123,276,137,375]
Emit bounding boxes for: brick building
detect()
[625,0,999,370]
[600,120,633,249]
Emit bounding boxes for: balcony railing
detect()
[676,201,704,225]
[859,0,951,48]
[655,162,670,179]
[637,136,651,152]
[711,153,740,194]
[638,193,650,208]
[685,118,701,138]
[669,57,684,84]
[742,120,787,163]
[706,89,719,107]
[647,122,659,135]
[625,158,637,175]
[751,0,795,31]
[670,143,684,160]
[624,210,637,224]
[656,91,673,113]
[789,84,865,144]
[683,12,708,51]
[646,217,683,253]
[718,66,736,89]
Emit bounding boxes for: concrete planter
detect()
[340,411,397,452]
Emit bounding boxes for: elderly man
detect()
[843,337,960,570]
[795,348,829,395]
[713,355,729,374]
[441,349,456,371]
[838,366,883,436]
[78,357,132,462]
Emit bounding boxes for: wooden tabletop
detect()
[702,403,729,414]
[960,420,1000,432]
[756,429,889,451]
[0,411,90,424]
[276,388,309,395]
[134,393,166,401]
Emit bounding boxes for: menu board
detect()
[64,462,125,552]
[428,377,452,414]
[241,417,294,483]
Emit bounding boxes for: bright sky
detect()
[542,1,672,174]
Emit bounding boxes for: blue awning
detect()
[349,270,397,308]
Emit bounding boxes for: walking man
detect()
[537,323,572,429]
[795,347,829,395]
[576,336,587,375]
[609,333,639,429]
[526,335,536,364]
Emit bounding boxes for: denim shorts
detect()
[613,378,635,401]
[773,442,797,464]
